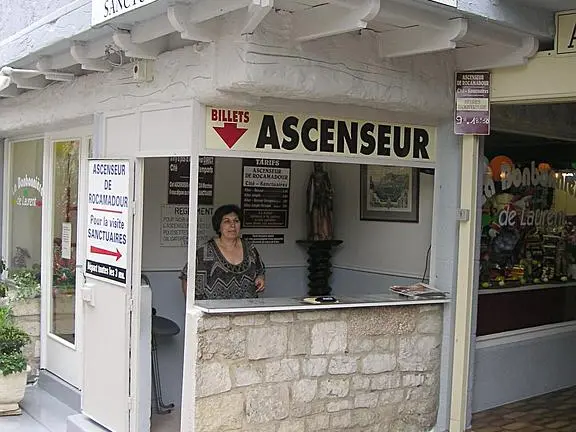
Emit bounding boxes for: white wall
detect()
[331,163,433,279]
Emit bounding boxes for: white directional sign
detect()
[86,160,131,285]
[92,0,161,26]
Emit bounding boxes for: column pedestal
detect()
[296,240,343,296]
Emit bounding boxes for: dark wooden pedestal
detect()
[296,240,343,296]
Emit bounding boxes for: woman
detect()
[179,204,266,299]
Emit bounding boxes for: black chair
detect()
[142,274,181,415]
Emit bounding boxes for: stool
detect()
[151,308,181,415]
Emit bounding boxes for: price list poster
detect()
[454,71,491,135]
[241,159,291,228]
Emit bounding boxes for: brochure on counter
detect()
[390,283,447,299]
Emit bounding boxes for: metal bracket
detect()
[456,208,470,221]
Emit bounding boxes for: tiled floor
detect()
[471,386,576,432]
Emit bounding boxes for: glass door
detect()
[44,133,90,388]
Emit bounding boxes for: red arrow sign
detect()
[90,246,122,261]
[213,122,248,148]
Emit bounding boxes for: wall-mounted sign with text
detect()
[556,10,576,55]
[242,234,285,245]
[85,161,130,285]
[241,159,291,229]
[13,175,43,208]
[92,0,161,26]
[206,108,436,166]
[168,156,215,205]
[454,71,491,135]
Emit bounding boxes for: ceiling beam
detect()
[0,84,21,98]
[293,0,381,42]
[113,31,164,60]
[456,35,539,70]
[70,41,112,72]
[167,4,215,42]
[188,0,252,24]
[241,0,274,35]
[378,17,468,58]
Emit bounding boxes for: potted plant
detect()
[0,305,30,415]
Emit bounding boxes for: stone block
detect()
[417,312,442,334]
[311,321,347,355]
[199,328,246,360]
[402,373,426,387]
[288,324,310,356]
[270,312,294,323]
[330,411,352,429]
[198,316,230,331]
[328,356,358,375]
[374,336,395,352]
[347,337,374,353]
[302,357,327,377]
[371,373,401,390]
[349,307,417,337]
[351,375,370,391]
[326,399,352,412]
[196,393,243,431]
[379,389,405,405]
[278,419,305,432]
[318,378,349,398]
[14,317,40,337]
[292,379,317,403]
[196,362,231,398]
[10,298,40,317]
[232,314,266,326]
[291,400,324,418]
[232,364,262,387]
[306,414,330,431]
[398,336,440,372]
[247,326,287,360]
[296,310,340,321]
[265,359,300,382]
[351,409,377,427]
[246,384,290,423]
[361,353,397,374]
[354,392,379,408]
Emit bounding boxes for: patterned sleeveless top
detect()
[186,238,265,300]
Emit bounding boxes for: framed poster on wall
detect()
[360,165,419,222]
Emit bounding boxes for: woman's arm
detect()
[251,244,266,293]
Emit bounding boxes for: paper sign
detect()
[454,72,491,135]
[61,222,72,260]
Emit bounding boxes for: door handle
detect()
[81,283,95,307]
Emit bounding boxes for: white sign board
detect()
[556,10,576,55]
[85,160,131,285]
[160,205,214,248]
[92,0,161,26]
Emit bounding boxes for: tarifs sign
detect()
[92,0,160,26]
[205,108,436,166]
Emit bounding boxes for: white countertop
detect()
[193,293,450,314]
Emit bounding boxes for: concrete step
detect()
[66,415,110,432]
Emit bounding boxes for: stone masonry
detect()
[195,305,443,432]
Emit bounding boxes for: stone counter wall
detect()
[196,305,443,432]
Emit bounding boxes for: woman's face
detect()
[219,212,241,240]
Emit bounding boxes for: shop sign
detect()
[242,234,285,245]
[454,71,490,135]
[556,10,576,55]
[85,161,130,285]
[12,175,43,208]
[206,108,436,165]
[241,159,291,228]
[92,0,160,26]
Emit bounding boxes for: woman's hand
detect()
[255,276,265,293]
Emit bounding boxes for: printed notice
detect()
[241,159,291,228]
[85,160,130,285]
[61,222,72,260]
[454,71,491,135]
[242,234,285,245]
[168,156,215,205]
[160,205,215,247]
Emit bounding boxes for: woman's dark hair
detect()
[212,204,242,234]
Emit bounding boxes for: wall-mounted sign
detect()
[85,161,130,285]
[206,108,436,166]
[242,234,285,245]
[454,72,491,135]
[168,156,214,205]
[92,0,161,26]
[556,10,576,55]
[160,205,214,247]
[241,159,291,228]
[13,175,43,208]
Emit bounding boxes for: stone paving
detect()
[471,386,576,432]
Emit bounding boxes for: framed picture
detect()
[360,165,420,222]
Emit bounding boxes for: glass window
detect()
[8,139,43,276]
[50,140,80,343]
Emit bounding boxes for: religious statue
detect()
[306,162,334,241]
